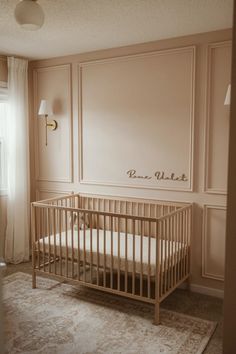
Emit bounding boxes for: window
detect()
[0,88,8,194]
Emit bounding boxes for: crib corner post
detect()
[31,203,36,289]
[154,219,161,325]
[154,302,160,325]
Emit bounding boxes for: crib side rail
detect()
[33,193,80,207]
[157,204,192,300]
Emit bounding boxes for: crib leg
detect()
[32,271,36,289]
[154,302,160,325]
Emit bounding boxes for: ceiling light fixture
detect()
[14,0,44,30]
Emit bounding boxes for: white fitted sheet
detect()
[37,228,186,276]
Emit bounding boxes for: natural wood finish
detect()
[31,193,192,325]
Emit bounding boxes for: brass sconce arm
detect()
[45,114,58,146]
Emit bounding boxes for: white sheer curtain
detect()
[5,57,30,263]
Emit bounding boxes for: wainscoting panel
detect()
[202,205,226,281]
[33,64,73,183]
[204,41,231,194]
[79,46,195,191]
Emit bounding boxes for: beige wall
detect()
[223,4,236,352]
[29,28,232,295]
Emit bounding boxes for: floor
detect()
[3,262,223,353]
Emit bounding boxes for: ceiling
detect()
[0,0,233,60]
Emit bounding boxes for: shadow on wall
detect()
[53,99,64,115]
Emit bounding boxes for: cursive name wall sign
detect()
[126,169,188,182]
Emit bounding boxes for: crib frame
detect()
[31,193,192,325]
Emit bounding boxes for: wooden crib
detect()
[31,193,192,324]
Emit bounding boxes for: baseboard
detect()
[190,284,224,299]
[178,282,224,299]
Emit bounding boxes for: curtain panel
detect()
[5,57,30,263]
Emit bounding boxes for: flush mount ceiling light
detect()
[14,0,44,30]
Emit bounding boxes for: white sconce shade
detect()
[224,84,231,106]
[14,0,44,30]
[38,99,53,116]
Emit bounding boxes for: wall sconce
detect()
[38,99,58,146]
[224,84,231,106]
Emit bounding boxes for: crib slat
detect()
[48,208,51,273]
[183,210,186,277]
[184,210,187,278]
[83,211,86,282]
[103,215,106,287]
[37,208,40,271]
[110,216,113,289]
[170,215,174,288]
[117,217,120,291]
[180,212,184,279]
[164,219,167,293]
[132,219,135,295]
[170,210,174,289]
[58,209,62,276]
[65,210,68,277]
[167,214,170,290]
[140,220,143,297]
[174,214,177,286]
[42,208,45,271]
[177,212,180,282]
[147,221,151,298]
[171,210,174,287]
[179,212,182,280]
[56,201,59,275]
[96,214,99,286]
[90,214,93,283]
[53,208,56,275]
[71,211,74,279]
[187,208,191,274]
[160,220,163,297]
[125,218,128,293]
[175,213,178,283]
[77,211,81,281]
[155,220,160,318]
[180,212,183,279]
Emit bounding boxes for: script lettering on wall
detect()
[79,46,195,191]
[127,169,188,182]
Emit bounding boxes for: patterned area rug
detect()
[3,272,216,354]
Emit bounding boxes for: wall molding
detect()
[33,64,73,184]
[204,40,232,195]
[78,46,196,192]
[202,204,226,281]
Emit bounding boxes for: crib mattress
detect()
[37,229,186,277]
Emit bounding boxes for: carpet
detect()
[3,272,216,354]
